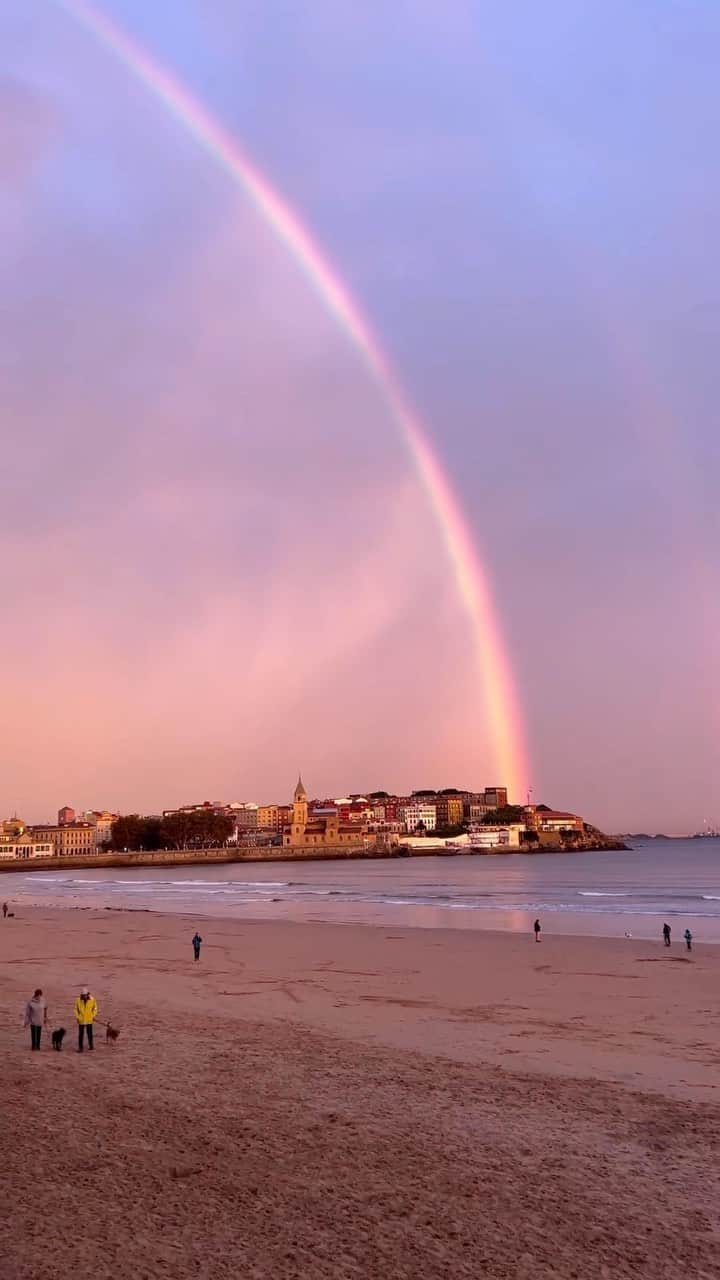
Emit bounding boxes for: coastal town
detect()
[0,777,622,869]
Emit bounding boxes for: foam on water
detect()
[5,839,720,939]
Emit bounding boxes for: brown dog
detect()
[105,1023,120,1044]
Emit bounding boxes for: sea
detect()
[5,837,720,940]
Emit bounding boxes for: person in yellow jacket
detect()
[74,986,98,1052]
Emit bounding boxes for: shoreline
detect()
[0,840,627,875]
[3,895,716,944]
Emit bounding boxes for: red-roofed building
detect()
[526,808,583,834]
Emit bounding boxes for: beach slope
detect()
[2,909,719,1279]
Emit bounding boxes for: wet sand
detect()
[2,907,719,1278]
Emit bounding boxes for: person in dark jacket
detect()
[24,989,48,1050]
[533,918,541,943]
[662,922,671,947]
[684,928,693,952]
[192,932,203,961]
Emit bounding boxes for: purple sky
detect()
[2,1,718,832]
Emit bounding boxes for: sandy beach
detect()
[2,907,720,1279]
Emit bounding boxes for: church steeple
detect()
[292,774,308,837]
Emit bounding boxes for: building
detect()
[366,820,404,836]
[58,805,76,826]
[1,817,26,840]
[28,823,97,857]
[283,777,366,850]
[78,810,117,848]
[230,804,258,834]
[403,802,437,833]
[257,805,280,831]
[468,824,524,849]
[482,788,508,810]
[330,799,371,824]
[527,808,583,834]
[435,792,465,829]
[163,800,227,818]
[277,804,293,831]
[92,812,117,848]
[0,833,55,860]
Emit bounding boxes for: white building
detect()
[403,802,437,833]
[468,824,524,849]
[0,836,55,860]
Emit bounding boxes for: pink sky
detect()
[2,2,718,833]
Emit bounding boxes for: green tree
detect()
[160,810,233,850]
[110,815,162,852]
[481,805,527,826]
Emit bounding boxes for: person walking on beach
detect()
[663,922,671,947]
[684,928,693,952]
[533,918,541,943]
[192,932,203,962]
[24,989,47,1050]
[74,987,98,1052]
[2,902,8,918]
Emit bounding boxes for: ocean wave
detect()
[71,878,161,885]
[578,892,629,897]
[21,876,74,883]
[166,879,289,888]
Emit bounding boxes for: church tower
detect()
[292,775,308,840]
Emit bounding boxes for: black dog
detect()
[51,1028,66,1051]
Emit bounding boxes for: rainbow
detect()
[53,0,529,798]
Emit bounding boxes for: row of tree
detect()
[108,811,235,852]
[480,805,528,825]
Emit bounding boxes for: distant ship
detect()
[692,821,720,838]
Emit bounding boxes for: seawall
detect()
[0,835,626,875]
[0,845,393,875]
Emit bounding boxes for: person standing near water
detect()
[663,922,671,947]
[2,902,8,918]
[192,932,203,961]
[24,989,47,1050]
[533,918,541,943]
[684,928,693,952]
[74,987,98,1052]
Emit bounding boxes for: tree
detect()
[160,810,233,850]
[481,805,527,826]
[110,815,162,852]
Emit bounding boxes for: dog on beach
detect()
[51,1028,66,1051]
[105,1022,120,1044]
